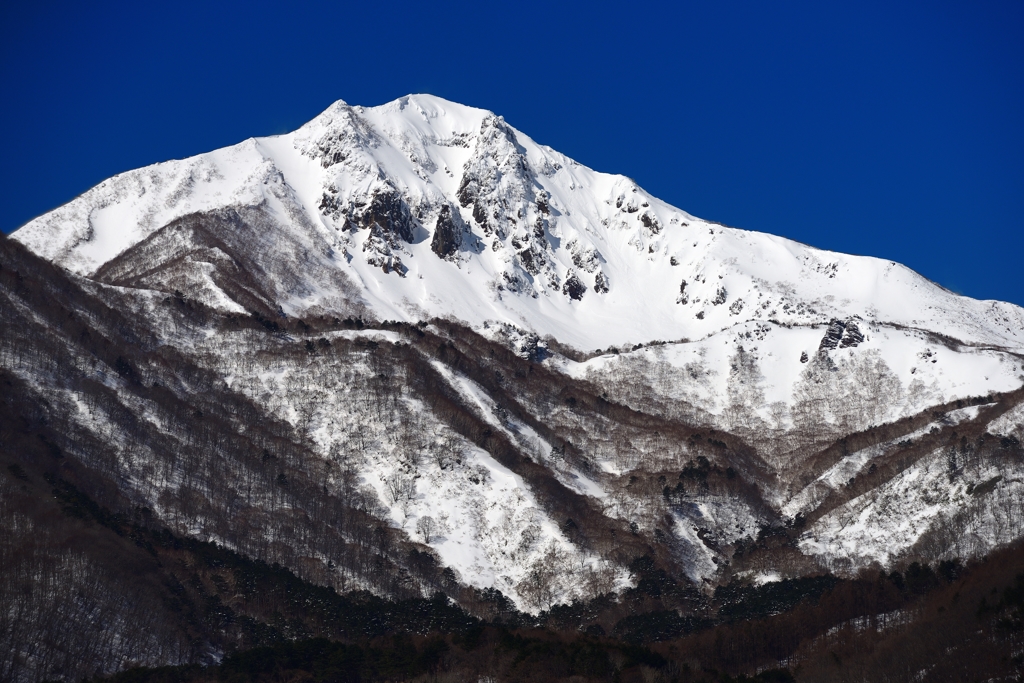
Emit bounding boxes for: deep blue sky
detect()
[2,1,1022,305]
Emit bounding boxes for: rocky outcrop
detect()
[563,270,586,301]
[456,115,532,240]
[819,318,865,351]
[300,101,381,169]
[819,319,846,350]
[431,205,462,260]
[356,189,416,243]
[677,280,688,305]
[840,320,864,347]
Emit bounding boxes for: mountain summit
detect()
[14,94,1023,351]
[4,94,1024,679]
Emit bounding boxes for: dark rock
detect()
[571,247,600,273]
[840,321,865,347]
[533,217,547,240]
[358,189,415,243]
[536,193,550,215]
[456,115,530,240]
[318,190,343,218]
[971,475,1002,497]
[458,174,494,236]
[563,271,587,301]
[818,319,846,350]
[519,248,541,275]
[470,200,491,233]
[676,280,688,305]
[501,269,526,293]
[430,205,462,260]
[819,318,865,350]
[362,223,407,276]
[640,213,661,234]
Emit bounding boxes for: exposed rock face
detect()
[431,205,462,260]
[676,280,688,304]
[356,189,416,243]
[346,190,417,275]
[819,319,847,351]
[303,101,382,169]
[562,271,586,300]
[640,211,661,234]
[820,319,865,351]
[517,246,543,275]
[456,115,532,240]
[840,320,864,347]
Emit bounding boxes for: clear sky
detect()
[2,0,1021,306]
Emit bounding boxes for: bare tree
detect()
[383,473,416,517]
[415,515,438,543]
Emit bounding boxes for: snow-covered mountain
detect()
[16,94,1024,351]
[6,94,1024,618]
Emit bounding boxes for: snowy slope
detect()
[8,94,1024,599]
[556,320,1024,445]
[14,95,1024,354]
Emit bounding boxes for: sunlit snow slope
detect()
[14,95,1024,353]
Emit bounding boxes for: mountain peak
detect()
[4,95,1024,666]
[11,94,1024,354]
